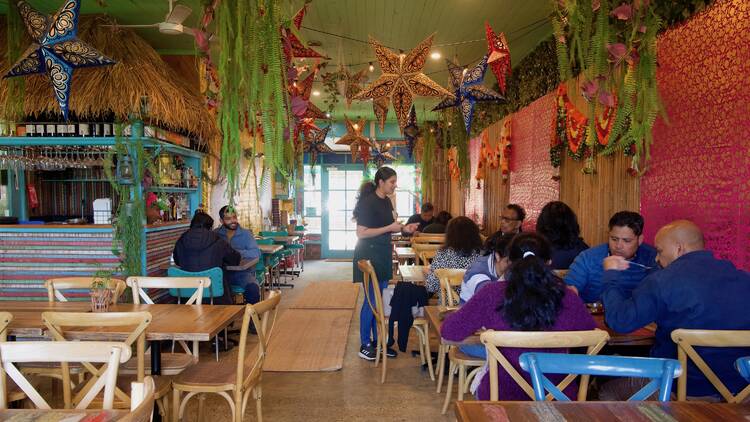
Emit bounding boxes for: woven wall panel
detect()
[640,0,750,269]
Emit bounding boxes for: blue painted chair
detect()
[256,238,281,289]
[519,353,682,402]
[166,267,224,304]
[735,357,750,383]
[260,230,300,281]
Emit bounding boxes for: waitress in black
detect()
[352,166,417,361]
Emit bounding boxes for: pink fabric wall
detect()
[640,0,750,269]
[509,93,560,231]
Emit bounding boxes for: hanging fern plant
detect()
[216,0,290,206]
[552,0,664,175]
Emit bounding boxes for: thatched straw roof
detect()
[0,15,219,153]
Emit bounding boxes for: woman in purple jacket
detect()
[441,232,595,401]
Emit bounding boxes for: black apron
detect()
[352,233,392,284]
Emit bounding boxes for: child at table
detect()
[441,233,595,401]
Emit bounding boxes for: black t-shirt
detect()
[406,213,434,232]
[355,193,395,230]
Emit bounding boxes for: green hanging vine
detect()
[216,0,290,206]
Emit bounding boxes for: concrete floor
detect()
[183,260,460,421]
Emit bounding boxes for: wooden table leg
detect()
[151,340,162,422]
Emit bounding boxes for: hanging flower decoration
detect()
[498,118,512,178]
[432,54,505,134]
[403,106,420,158]
[281,3,326,62]
[371,141,397,168]
[373,97,389,131]
[485,22,512,94]
[335,116,373,162]
[353,34,454,132]
[4,0,116,119]
[303,125,332,169]
[446,146,461,181]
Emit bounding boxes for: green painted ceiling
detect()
[1,0,553,123]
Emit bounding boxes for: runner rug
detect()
[289,281,360,309]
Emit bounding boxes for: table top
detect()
[258,235,300,244]
[455,401,750,422]
[6,302,93,337]
[0,408,128,421]
[259,244,284,254]
[395,247,415,259]
[398,265,426,284]
[7,302,244,342]
[424,305,655,347]
[226,257,259,271]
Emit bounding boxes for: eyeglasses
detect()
[500,216,521,222]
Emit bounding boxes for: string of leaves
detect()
[3,2,25,122]
[216,0,290,207]
[420,125,436,194]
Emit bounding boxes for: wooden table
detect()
[5,301,92,337]
[424,305,655,347]
[257,235,300,244]
[395,247,415,260]
[398,265,427,284]
[259,244,283,254]
[0,408,128,421]
[226,257,259,271]
[455,401,750,422]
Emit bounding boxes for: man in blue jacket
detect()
[602,220,750,399]
[564,211,657,303]
[215,205,261,304]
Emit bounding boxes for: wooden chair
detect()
[434,269,469,395]
[45,277,126,303]
[480,329,610,402]
[0,312,26,405]
[120,376,156,422]
[127,276,209,371]
[358,260,434,383]
[671,329,750,402]
[42,311,152,410]
[412,234,445,245]
[0,341,131,410]
[417,249,437,266]
[172,291,281,422]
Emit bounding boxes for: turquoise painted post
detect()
[130,120,148,276]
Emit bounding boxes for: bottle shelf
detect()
[147,187,198,193]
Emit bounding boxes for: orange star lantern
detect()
[335,117,374,162]
[354,34,454,131]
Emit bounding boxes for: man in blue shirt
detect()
[215,205,261,304]
[564,211,657,303]
[601,220,750,398]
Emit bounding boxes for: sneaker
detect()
[385,347,398,358]
[358,345,377,361]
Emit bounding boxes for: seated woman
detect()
[536,201,589,269]
[459,232,514,304]
[421,211,452,234]
[441,233,595,401]
[424,216,483,300]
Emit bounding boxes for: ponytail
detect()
[496,233,565,330]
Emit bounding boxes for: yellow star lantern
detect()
[335,117,373,162]
[354,34,454,132]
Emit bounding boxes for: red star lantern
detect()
[485,22,512,94]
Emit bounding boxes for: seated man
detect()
[404,202,435,235]
[499,204,526,235]
[173,212,240,304]
[564,211,656,303]
[421,211,452,234]
[601,220,750,399]
[215,205,261,304]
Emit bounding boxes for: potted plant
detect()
[90,269,114,312]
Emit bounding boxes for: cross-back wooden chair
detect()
[0,341,131,410]
[433,268,469,395]
[0,312,26,405]
[45,277,126,303]
[671,329,750,403]
[418,249,438,266]
[412,234,445,245]
[358,260,434,383]
[42,311,152,410]
[480,329,610,402]
[412,243,440,265]
[172,290,281,422]
[126,276,210,372]
[119,376,156,422]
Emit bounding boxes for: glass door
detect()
[322,165,364,259]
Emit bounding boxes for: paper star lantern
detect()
[485,22,512,94]
[373,97,389,132]
[371,141,397,168]
[403,106,420,158]
[282,3,326,61]
[4,0,116,119]
[354,34,454,132]
[335,116,373,162]
[344,68,368,107]
[432,55,505,134]
[303,125,332,168]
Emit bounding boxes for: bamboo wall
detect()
[558,153,640,246]
[481,120,511,234]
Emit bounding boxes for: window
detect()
[303,165,322,233]
[367,164,418,221]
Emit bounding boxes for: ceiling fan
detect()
[104,0,196,36]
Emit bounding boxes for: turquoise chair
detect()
[260,230,301,278]
[519,353,682,402]
[735,357,750,383]
[167,267,224,303]
[256,238,281,289]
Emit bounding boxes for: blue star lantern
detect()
[4,0,116,120]
[403,106,420,158]
[432,54,505,134]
